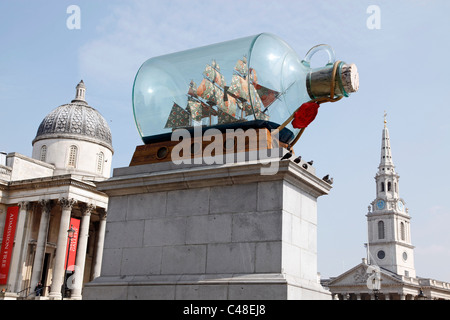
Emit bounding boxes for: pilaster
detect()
[91,209,107,280]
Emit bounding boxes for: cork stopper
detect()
[340,63,359,94]
[306,62,359,99]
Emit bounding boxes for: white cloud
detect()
[78,0,372,91]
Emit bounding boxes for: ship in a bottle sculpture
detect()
[130,33,359,165]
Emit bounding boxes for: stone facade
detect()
[0,81,112,300]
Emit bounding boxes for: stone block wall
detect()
[84,155,331,299]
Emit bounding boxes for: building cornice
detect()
[6,152,56,170]
[96,151,332,198]
[7,174,102,193]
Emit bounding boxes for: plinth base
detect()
[84,273,330,300]
[83,149,332,300]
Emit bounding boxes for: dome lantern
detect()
[72,80,87,104]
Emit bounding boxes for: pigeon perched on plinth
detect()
[281,152,292,160]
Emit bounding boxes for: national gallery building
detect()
[0,81,113,299]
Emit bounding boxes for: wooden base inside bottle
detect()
[129,128,287,166]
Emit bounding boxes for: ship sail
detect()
[197,60,226,111]
[164,56,281,129]
[247,68,270,120]
[227,64,268,121]
[234,56,248,76]
[164,102,191,128]
[255,83,281,109]
[217,109,239,124]
[188,79,198,97]
[227,74,249,102]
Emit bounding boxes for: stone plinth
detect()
[83,149,331,300]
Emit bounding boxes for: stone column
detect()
[48,198,76,299]
[8,202,32,293]
[399,293,406,300]
[91,209,107,280]
[70,203,94,300]
[29,200,52,296]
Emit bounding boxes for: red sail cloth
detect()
[291,102,320,129]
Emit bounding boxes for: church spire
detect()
[379,112,395,173]
[72,80,87,104]
[367,114,416,277]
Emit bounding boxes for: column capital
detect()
[79,203,96,217]
[18,201,33,212]
[98,208,107,220]
[38,199,53,213]
[58,197,77,210]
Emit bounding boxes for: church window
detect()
[394,182,397,193]
[380,182,385,192]
[97,152,104,174]
[388,182,392,191]
[378,221,385,239]
[400,222,405,241]
[68,145,78,167]
[40,145,47,162]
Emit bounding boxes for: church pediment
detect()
[327,263,403,288]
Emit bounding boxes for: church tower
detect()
[366,114,416,277]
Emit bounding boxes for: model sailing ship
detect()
[164,57,282,130]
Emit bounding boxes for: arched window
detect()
[400,222,405,241]
[388,182,392,191]
[378,221,385,239]
[40,145,47,162]
[97,152,104,174]
[394,182,397,193]
[68,145,78,167]
[380,182,385,192]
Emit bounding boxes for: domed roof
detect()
[33,81,113,151]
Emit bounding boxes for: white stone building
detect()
[0,81,113,300]
[322,116,450,300]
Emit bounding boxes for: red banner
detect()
[0,206,19,285]
[64,218,80,272]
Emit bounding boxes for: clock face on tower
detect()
[376,199,385,210]
[397,201,404,211]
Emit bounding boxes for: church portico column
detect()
[29,200,53,296]
[70,203,94,300]
[8,201,32,293]
[91,209,106,280]
[48,198,76,299]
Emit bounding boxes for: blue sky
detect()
[1,0,449,282]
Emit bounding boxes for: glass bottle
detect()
[132,33,358,144]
